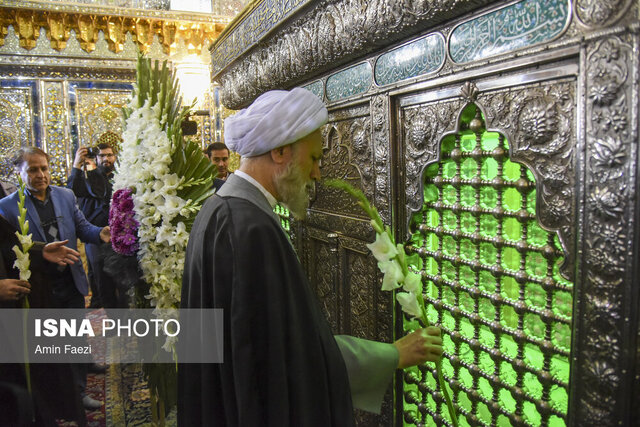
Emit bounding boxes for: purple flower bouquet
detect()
[109,188,139,256]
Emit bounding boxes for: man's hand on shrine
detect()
[394,326,443,368]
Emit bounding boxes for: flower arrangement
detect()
[326,179,458,426]
[112,54,215,311]
[12,177,33,284]
[110,54,215,421]
[109,188,139,256]
[12,176,32,397]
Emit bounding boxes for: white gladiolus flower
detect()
[403,271,423,294]
[378,260,404,291]
[396,292,422,319]
[16,233,33,248]
[366,232,398,263]
[13,249,30,275]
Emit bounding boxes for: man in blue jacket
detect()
[0,146,110,411]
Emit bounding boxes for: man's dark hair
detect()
[97,143,113,151]
[206,143,229,158]
[13,146,49,167]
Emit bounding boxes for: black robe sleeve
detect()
[178,196,354,427]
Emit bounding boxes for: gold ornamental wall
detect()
[0,4,227,184]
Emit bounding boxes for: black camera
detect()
[86,147,99,158]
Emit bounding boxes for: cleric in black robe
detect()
[178,88,443,426]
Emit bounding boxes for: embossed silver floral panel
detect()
[303,80,324,100]
[326,62,372,102]
[449,0,570,64]
[374,33,445,87]
[211,0,309,73]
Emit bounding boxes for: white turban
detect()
[224,88,328,157]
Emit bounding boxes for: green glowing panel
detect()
[479,325,495,347]
[443,333,455,354]
[461,212,476,233]
[460,238,475,261]
[404,108,574,426]
[479,352,495,376]
[550,385,568,413]
[479,297,495,321]
[442,159,456,178]
[458,390,472,412]
[503,159,521,181]
[478,377,493,400]
[498,414,514,427]
[480,243,498,266]
[477,401,492,425]
[424,183,439,203]
[499,388,517,413]
[460,317,475,340]
[443,235,457,257]
[479,270,497,293]
[460,342,474,364]
[461,185,476,207]
[524,343,544,370]
[460,266,475,288]
[459,366,473,388]
[552,323,571,351]
[461,158,477,179]
[503,188,523,211]
[501,305,518,330]
[524,372,543,399]
[500,335,518,358]
[480,186,498,209]
[443,184,457,205]
[426,393,437,411]
[443,286,456,305]
[442,310,456,331]
[526,252,547,278]
[525,283,546,309]
[480,215,498,237]
[523,401,542,426]
[460,291,474,314]
[549,415,567,427]
[501,276,519,301]
[550,355,570,384]
[502,247,521,272]
[500,361,517,387]
[553,291,572,318]
[524,313,545,340]
[481,157,499,180]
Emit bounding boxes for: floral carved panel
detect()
[479,80,577,279]
[575,0,634,28]
[571,34,637,426]
[402,98,463,221]
[312,104,373,218]
[371,94,391,224]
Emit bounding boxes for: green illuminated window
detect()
[274,203,291,233]
[403,106,572,426]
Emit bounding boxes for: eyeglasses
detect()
[98,153,115,158]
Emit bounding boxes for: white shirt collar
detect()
[234,170,277,209]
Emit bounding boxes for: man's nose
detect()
[310,162,321,181]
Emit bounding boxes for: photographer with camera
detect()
[67,137,118,309]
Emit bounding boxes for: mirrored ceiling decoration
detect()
[8,0,249,17]
[0,7,228,55]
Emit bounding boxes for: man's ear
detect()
[270,145,292,164]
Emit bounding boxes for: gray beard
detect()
[274,161,311,220]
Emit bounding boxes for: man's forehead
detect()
[211,149,229,158]
[24,154,48,166]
